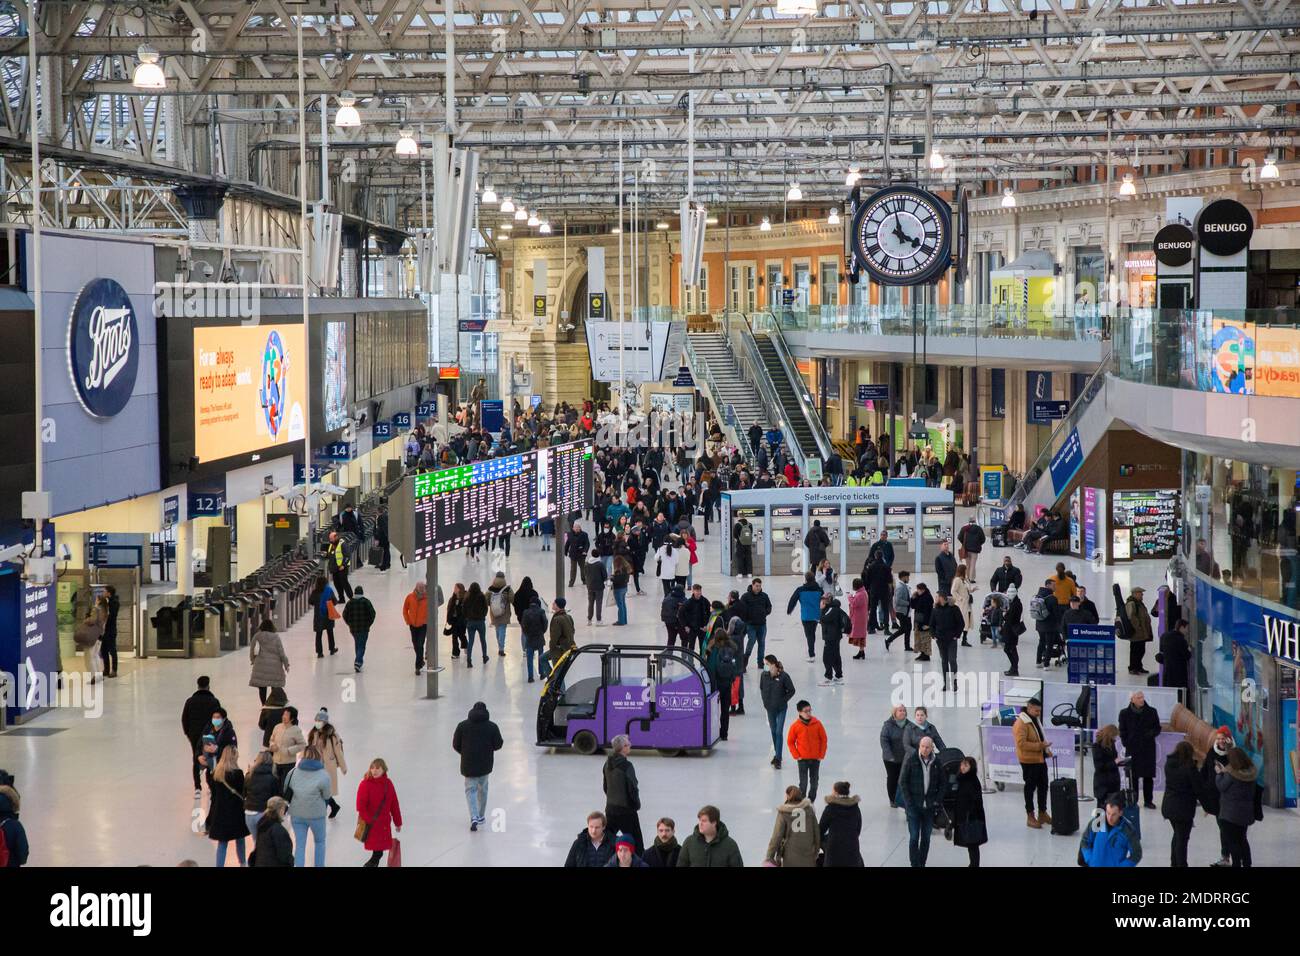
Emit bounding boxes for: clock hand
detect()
[890,216,921,249]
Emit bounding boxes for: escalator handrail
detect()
[748,311,836,466]
[716,311,812,471]
[682,333,755,469]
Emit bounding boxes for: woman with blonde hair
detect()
[285,744,333,867]
[251,796,294,867]
[207,745,250,867]
[951,564,974,648]
[1092,724,1123,804]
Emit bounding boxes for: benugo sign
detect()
[193,324,306,463]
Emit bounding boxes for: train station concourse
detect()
[0,0,1296,936]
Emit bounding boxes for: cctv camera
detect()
[58,543,72,562]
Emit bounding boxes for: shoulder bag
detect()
[355,787,388,842]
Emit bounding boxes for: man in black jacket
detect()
[341,586,377,673]
[564,811,615,867]
[956,517,986,581]
[868,530,895,568]
[375,506,391,571]
[900,737,945,867]
[934,540,958,596]
[931,592,965,691]
[1076,585,1100,624]
[989,555,1023,594]
[681,584,711,656]
[819,596,851,684]
[1118,692,1161,809]
[603,735,644,853]
[181,677,221,796]
[864,555,893,634]
[452,701,505,831]
[565,521,591,587]
[738,578,773,671]
[805,520,831,570]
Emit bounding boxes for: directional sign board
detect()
[1032,399,1071,421]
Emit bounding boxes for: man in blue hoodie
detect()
[787,572,825,662]
[1078,796,1142,867]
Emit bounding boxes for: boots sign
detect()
[66,277,140,418]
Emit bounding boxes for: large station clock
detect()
[851,184,953,287]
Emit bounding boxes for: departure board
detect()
[412,451,538,558]
[409,439,593,559]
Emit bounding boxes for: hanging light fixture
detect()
[500,197,516,213]
[514,206,528,221]
[132,45,166,90]
[500,222,513,231]
[334,91,361,128]
[775,0,819,15]
[394,128,419,157]
[1118,172,1136,197]
[656,220,670,230]
[481,183,498,204]
[1260,155,1280,180]
[827,208,840,225]
[705,215,719,225]
[910,29,941,79]
[539,220,552,234]
[1001,186,1017,208]
[786,181,803,201]
[760,217,772,232]
[611,225,622,234]
[928,147,946,171]
[527,211,540,227]
[845,166,861,187]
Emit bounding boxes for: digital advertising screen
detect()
[193,324,307,464]
[323,320,349,431]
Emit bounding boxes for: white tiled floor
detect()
[2,508,1295,867]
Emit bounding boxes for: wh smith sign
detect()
[67,278,139,418]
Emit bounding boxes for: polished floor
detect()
[3,507,1295,867]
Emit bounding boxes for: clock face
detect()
[852,185,953,286]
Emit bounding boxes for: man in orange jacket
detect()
[403,582,429,675]
[786,699,829,801]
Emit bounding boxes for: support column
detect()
[176,520,194,595]
[235,499,266,580]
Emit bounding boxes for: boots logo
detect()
[67,278,140,418]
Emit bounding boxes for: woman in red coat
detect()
[355,758,403,867]
[847,578,869,660]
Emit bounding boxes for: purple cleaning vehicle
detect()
[536,644,722,756]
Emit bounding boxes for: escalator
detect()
[753,334,825,469]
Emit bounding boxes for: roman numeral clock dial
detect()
[851,185,953,287]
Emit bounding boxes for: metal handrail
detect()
[717,310,812,472]
[1004,347,1116,515]
[749,310,836,465]
[682,333,753,467]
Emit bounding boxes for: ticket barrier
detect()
[190,593,228,657]
[145,594,199,658]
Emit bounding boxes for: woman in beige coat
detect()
[268,705,307,785]
[764,786,821,867]
[306,708,347,819]
[951,565,974,647]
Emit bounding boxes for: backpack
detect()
[714,644,741,681]
[1029,595,1051,622]
[660,596,680,625]
[738,523,753,546]
[489,588,509,618]
[521,606,547,645]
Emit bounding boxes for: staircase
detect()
[686,332,769,440]
[753,334,820,465]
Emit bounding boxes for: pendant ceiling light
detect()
[827,208,840,225]
[775,0,819,14]
[1260,155,1280,180]
[1001,186,1017,208]
[760,217,772,232]
[132,45,166,90]
[334,91,361,128]
[786,182,803,201]
[1118,172,1137,197]
[500,197,516,213]
[845,166,861,187]
[481,183,498,204]
[394,128,419,157]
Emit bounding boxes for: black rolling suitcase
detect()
[369,544,385,567]
[1049,756,1079,835]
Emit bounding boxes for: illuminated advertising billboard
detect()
[193,324,307,463]
[323,320,349,431]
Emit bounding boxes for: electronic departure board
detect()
[410,439,593,559]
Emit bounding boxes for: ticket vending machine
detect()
[771,505,806,575]
[884,503,918,571]
[731,506,765,576]
[846,504,880,573]
[921,503,956,569]
[809,504,843,574]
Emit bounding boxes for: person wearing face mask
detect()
[903,706,946,755]
[199,708,238,795]
[307,709,348,821]
[1201,726,1236,866]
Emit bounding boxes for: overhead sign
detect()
[1032,399,1071,420]
[533,295,547,318]
[438,366,461,380]
[392,412,412,429]
[416,402,436,416]
[187,490,225,516]
[857,383,890,405]
[1153,223,1195,268]
[586,321,686,383]
[781,288,796,307]
[193,324,306,464]
[67,277,140,419]
[1049,426,1085,496]
[372,420,393,439]
[318,441,355,461]
[1025,371,1054,425]
[458,319,488,333]
[294,463,328,484]
[1195,199,1254,257]
[480,399,505,434]
[163,495,179,529]
[673,366,695,388]
[588,292,606,320]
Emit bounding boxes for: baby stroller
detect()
[937,747,966,837]
[979,592,1009,646]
